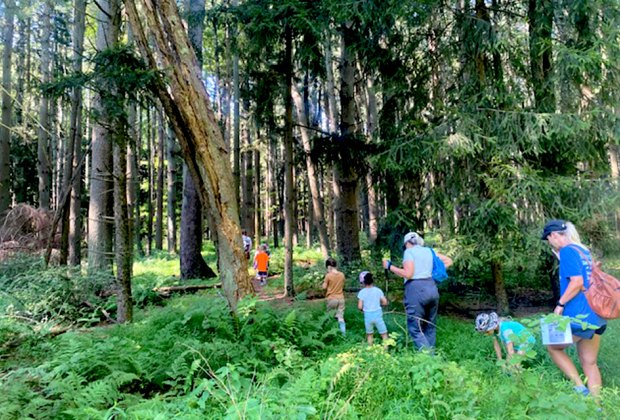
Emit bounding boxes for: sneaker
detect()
[573,385,590,396]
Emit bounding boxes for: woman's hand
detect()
[382,259,390,269]
[553,305,564,315]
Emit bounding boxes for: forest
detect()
[1,0,620,418]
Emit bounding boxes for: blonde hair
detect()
[558,221,589,251]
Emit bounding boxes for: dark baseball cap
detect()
[541,219,567,240]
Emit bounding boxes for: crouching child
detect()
[475,312,535,366]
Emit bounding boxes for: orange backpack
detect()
[569,245,620,320]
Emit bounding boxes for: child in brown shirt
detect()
[322,257,346,335]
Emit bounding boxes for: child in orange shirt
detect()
[253,244,270,286]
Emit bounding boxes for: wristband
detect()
[387,260,392,270]
[556,301,565,308]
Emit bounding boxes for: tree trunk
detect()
[253,120,261,245]
[146,108,154,254]
[292,86,330,258]
[125,0,253,311]
[114,133,133,323]
[528,0,555,112]
[283,24,295,296]
[335,23,361,263]
[88,0,120,274]
[241,97,254,235]
[155,108,165,250]
[180,166,216,279]
[129,103,144,256]
[167,125,178,252]
[268,119,279,248]
[492,260,510,315]
[37,0,52,210]
[179,0,216,280]
[367,173,379,244]
[0,0,15,213]
[324,33,339,135]
[62,0,86,265]
[231,0,241,205]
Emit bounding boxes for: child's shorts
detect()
[364,310,387,334]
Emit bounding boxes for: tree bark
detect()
[62,0,86,265]
[88,0,120,274]
[0,0,15,213]
[267,118,279,248]
[283,23,295,296]
[492,260,510,315]
[367,173,379,244]
[241,96,254,235]
[37,0,52,210]
[335,23,361,263]
[129,103,144,256]
[155,108,165,250]
[179,0,216,280]
[146,108,154,254]
[114,131,133,323]
[231,0,241,205]
[292,86,330,258]
[167,125,178,252]
[253,120,261,245]
[125,0,253,311]
[180,165,216,279]
[528,0,555,112]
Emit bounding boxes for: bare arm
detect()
[554,275,584,315]
[358,299,364,311]
[380,296,388,306]
[322,276,328,290]
[383,259,414,280]
[437,252,453,269]
[505,341,515,360]
[493,336,503,360]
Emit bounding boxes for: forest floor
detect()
[2,248,620,418]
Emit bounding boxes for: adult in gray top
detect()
[383,232,452,350]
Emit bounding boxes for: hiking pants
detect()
[404,279,439,350]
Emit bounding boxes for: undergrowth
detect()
[2,250,620,419]
[1,289,618,419]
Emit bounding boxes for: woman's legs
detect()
[576,334,602,396]
[367,333,374,345]
[546,344,584,387]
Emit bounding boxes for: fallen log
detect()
[153,283,222,297]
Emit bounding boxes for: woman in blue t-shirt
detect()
[382,232,452,350]
[541,220,607,397]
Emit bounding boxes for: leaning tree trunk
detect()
[125,0,253,311]
[37,0,52,210]
[292,86,330,258]
[88,0,120,274]
[0,0,15,213]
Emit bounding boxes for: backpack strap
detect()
[565,244,593,290]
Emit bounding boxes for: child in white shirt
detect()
[357,271,389,345]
